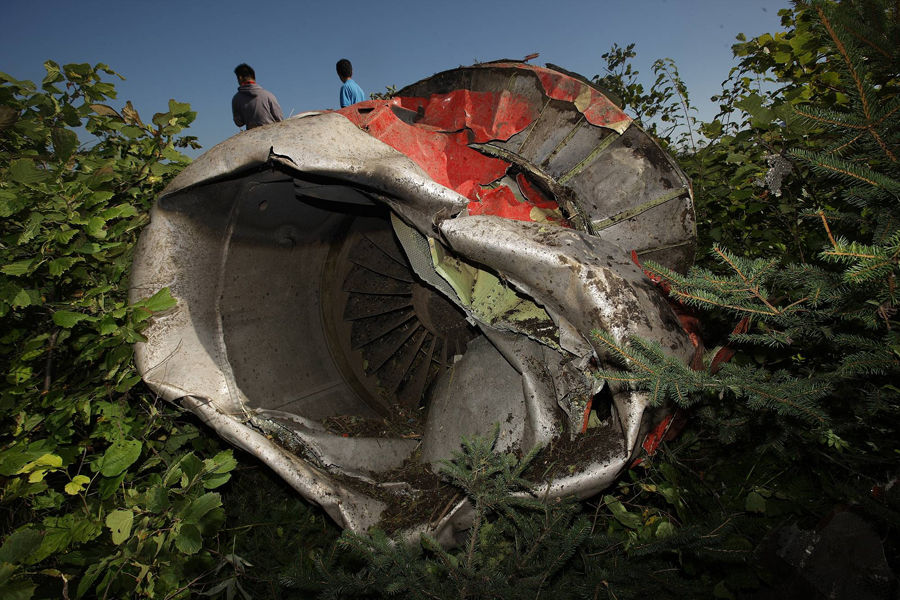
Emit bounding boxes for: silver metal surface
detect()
[131,62,696,543]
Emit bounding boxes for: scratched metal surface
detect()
[399,62,695,272]
[131,62,696,545]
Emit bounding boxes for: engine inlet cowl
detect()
[130,61,695,545]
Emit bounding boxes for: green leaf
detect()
[168,99,193,115]
[51,128,78,162]
[0,528,43,564]
[105,510,133,545]
[114,374,141,392]
[174,524,202,554]
[0,106,19,131]
[64,475,90,495]
[6,365,33,385]
[182,492,222,524]
[11,289,34,308]
[8,159,49,185]
[201,451,236,489]
[97,471,126,500]
[745,491,767,514]
[603,495,642,529]
[0,562,15,585]
[140,287,177,313]
[0,579,37,600]
[152,111,173,128]
[53,228,78,244]
[97,315,118,335]
[734,93,776,128]
[656,482,681,506]
[99,440,142,477]
[17,213,43,245]
[203,451,237,475]
[100,203,137,220]
[145,486,169,513]
[2,260,35,277]
[32,514,101,562]
[132,307,152,324]
[121,125,145,139]
[52,310,91,328]
[700,119,723,138]
[202,472,232,489]
[63,63,92,79]
[87,190,115,206]
[167,453,201,487]
[17,454,62,478]
[74,241,101,255]
[86,216,107,239]
[0,443,55,477]
[48,257,82,276]
[655,520,675,539]
[773,51,792,64]
[42,60,63,85]
[76,561,105,599]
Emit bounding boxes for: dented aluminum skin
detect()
[130,62,695,545]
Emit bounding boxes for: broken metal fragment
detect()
[130,61,696,544]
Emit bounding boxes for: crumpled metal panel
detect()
[130,62,696,543]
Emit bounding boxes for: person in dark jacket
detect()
[231,63,283,129]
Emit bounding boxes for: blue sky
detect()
[4,0,788,155]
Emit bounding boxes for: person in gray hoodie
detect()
[231,63,284,130]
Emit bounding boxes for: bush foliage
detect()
[0,61,242,599]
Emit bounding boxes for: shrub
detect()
[0,61,237,599]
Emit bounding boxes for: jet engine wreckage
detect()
[130,62,696,544]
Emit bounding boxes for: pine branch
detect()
[838,350,900,375]
[592,330,830,424]
[642,249,809,322]
[792,148,899,191]
[728,331,793,347]
[815,2,873,123]
[794,105,870,130]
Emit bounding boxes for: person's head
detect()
[336,59,353,82]
[234,63,255,84]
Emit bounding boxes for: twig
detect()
[42,330,59,394]
[429,492,462,526]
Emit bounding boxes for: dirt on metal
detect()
[523,420,624,482]
[321,406,425,439]
[331,453,459,534]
